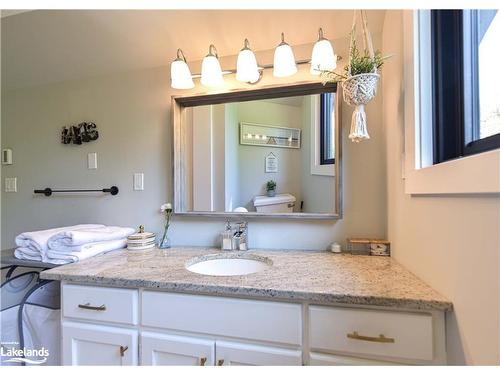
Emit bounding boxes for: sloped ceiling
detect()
[1,9,386,89]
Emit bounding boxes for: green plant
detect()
[266,180,276,192]
[321,36,391,82]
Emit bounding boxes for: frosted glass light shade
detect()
[170,59,194,89]
[310,39,336,75]
[201,54,224,87]
[236,45,260,83]
[273,33,297,78]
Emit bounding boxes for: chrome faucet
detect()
[232,222,248,251]
[221,221,248,251]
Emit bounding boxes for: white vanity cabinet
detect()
[309,352,398,366]
[60,283,446,366]
[139,333,302,366]
[62,321,138,366]
[141,332,215,366]
[215,340,302,366]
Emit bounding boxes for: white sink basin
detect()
[186,253,271,276]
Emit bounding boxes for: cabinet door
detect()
[309,352,398,366]
[62,321,138,365]
[141,332,215,366]
[215,340,302,366]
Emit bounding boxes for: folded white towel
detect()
[47,226,135,250]
[15,224,105,252]
[14,247,43,262]
[45,239,127,265]
[47,240,119,253]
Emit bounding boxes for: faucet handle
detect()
[236,221,248,232]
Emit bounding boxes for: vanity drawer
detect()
[141,291,302,345]
[63,284,138,325]
[309,306,433,361]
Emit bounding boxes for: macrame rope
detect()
[343,10,379,142]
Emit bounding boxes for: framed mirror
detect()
[172,82,342,219]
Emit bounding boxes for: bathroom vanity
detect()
[41,248,452,366]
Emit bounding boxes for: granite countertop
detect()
[41,247,452,311]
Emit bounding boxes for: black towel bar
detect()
[34,186,119,196]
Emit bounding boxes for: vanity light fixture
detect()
[236,39,261,84]
[310,28,336,75]
[170,31,342,89]
[273,33,298,78]
[201,44,224,87]
[170,49,195,89]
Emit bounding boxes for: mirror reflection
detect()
[179,90,340,216]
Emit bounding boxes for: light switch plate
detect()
[133,173,144,191]
[5,177,17,192]
[87,153,97,169]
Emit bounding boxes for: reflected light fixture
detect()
[236,39,260,83]
[310,28,336,75]
[170,49,194,89]
[273,33,297,78]
[201,44,224,87]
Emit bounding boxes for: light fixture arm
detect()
[175,48,187,62]
[208,44,219,58]
[279,32,288,46]
[242,38,251,51]
[190,57,341,79]
[317,27,326,41]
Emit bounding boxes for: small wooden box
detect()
[346,238,391,256]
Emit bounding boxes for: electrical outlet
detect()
[5,177,17,192]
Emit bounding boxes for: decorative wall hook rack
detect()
[34,186,119,197]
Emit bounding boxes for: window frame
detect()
[320,92,335,165]
[431,9,500,164]
[402,10,500,195]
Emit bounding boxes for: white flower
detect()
[160,203,172,212]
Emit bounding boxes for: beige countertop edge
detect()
[39,247,453,312]
[41,272,453,312]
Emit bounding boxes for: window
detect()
[431,10,500,164]
[320,92,335,165]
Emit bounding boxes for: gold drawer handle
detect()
[78,303,106,311]
[199,357,207,366]
[347,331,395,343]
[120,345,128,357]
[217,359,224,366]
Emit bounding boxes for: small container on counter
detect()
[346,238,391,256]
[330,242,342,253]
[127,225,156,251]
[221,221,233,250]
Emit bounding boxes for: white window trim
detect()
[310,95,335,177]
[403,10,500,195]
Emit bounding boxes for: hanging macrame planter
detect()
[342,10,380,142]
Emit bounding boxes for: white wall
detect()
[382,10,500,365]
[212,104,226,212]
[1,35,387,251]
[224,103,239,212]
[192,106,214,211]
[232,100,304,211]
[300,95,335,213]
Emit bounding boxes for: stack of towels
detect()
[14,224,135,265]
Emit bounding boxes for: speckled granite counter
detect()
[41,247,452,311]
